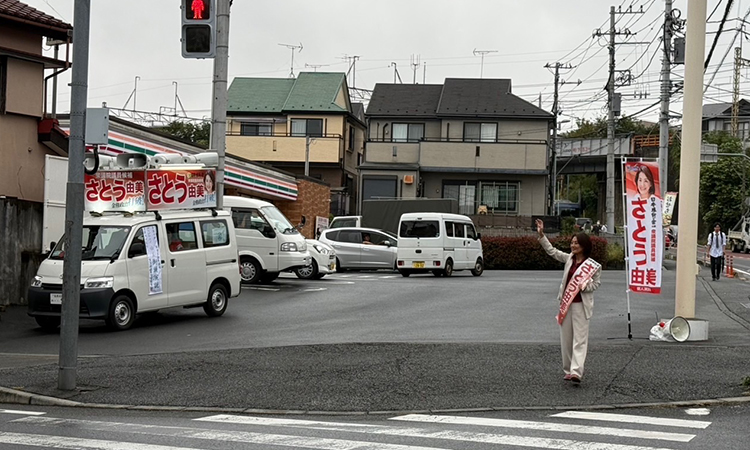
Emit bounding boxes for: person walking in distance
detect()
[707,223,726,281]
[536,219,602,384]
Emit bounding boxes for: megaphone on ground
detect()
[668,316,691,342]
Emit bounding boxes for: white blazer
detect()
[539,235,602,320]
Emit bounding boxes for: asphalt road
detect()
[0,268,692,358]
[1,403,749,450]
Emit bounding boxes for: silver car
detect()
[318,227,398,271]
[294,239,336,279]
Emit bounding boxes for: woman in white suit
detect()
[536,219,602,383]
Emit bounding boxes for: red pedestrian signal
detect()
[185,0,210,21]
[181,0,216,59]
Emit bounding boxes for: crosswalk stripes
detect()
[6,409,713,450]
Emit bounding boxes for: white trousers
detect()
[559,302,590,378]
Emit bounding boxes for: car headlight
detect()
[299,241,307,252]
[280,242,298,252]
[31,276,43,288]
[84,276,114,289]
[313,244,330,255]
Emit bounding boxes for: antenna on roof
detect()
[473,49,497,78]
[389,62,403,84]
[341,55,360,88]
[278,43,303,78]
[410,54,420,84]
[305,63,329,72]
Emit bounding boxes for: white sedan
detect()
[294,239,336,279]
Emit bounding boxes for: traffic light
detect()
[181,0,216,59]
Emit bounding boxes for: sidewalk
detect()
[1,262,749,414]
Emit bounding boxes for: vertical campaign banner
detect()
[147,169,217,210]
[663,191,678,226]
[143,225,162,295]
[84,171,147,212]
[624,161,663,294]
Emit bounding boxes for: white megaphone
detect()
[84,154,117,171]
[116,153,149,169]
[668,316,691,342]
[151,154,186,166]
[182,152,219,167]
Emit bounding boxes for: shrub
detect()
[606,242,626,269]
[561,217,576,235]
[481,235,608,270]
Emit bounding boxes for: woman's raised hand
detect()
[535,219,544,237]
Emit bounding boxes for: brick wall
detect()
[277,178,330,239]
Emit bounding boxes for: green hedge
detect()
[481,235,609,270]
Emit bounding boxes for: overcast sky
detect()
[25,0,736,130]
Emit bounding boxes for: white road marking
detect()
[550,411,711,429]
[302,288,327,292]
[13,417,442,450]
[0,432,200,450]
[242,287,280,291]
[0,409,46,416]
[196,414,679,449]
[390,413,696,442]
[685,408,711,416]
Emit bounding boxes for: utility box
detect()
[85,107,109,145]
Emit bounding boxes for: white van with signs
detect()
[223,196,311,284]
[396,212,484,277]
[28,210,241,331]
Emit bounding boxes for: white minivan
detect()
[223,196,311,284]
[396,212,484,277]
[28,210,241,331]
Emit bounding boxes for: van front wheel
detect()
[204,283,228,317]
[471,259,484,276]
[105,295,135,331]
[240,257,262,284]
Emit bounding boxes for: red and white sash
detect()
[556,258,601,325]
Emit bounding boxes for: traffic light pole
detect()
[210,0,229,209]
[59,0,90,391]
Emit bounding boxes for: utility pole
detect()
[732,47,750,138]
[342,55,360,88]
[675,0,707,320]
[59,0,90,391]
[211,0,230,209]
[545,62,574,216]
[659,0,673,198]
[595,5,643,233]
[389,62,402,84]
[305,136,310,177]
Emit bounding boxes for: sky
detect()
[24,0,740,131]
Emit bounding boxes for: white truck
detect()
[728,215,750,253]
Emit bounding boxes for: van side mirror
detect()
[297,215,307,230]
[476,233,482,240]
[128,243,146,258]
[48,241,56,253]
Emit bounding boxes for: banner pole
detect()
[620,157,633,340]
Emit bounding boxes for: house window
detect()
[392,123,424,142]
[240,123,272,136]
[348,125,356,151]
[291,118,323,137]
[464,123,497,142]
[442,182,476,215]
[480,181,519,214]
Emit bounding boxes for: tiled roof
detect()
[365,84,443,117]
[367,78,552,119]
[0,0,72,38]
[227,72,348,114]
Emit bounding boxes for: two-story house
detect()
[225,72,366,215]
[702,99,750,141]
[0,0,71,308]
[361,78,553,225]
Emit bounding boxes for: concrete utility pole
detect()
[731,47,750,138]
[305,136,310,177]
[59,0,90,391]
[675,0,707,319]
[606,5,616,233]
[210,0,230,209]
[545,62,574,216]
[658,0,673,198]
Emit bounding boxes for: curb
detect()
[2,386,749,415]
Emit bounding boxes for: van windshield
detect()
[261,206,298,234]
[50,226,132,261]
[399,220,440,238]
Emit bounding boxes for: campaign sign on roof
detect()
[85,171,147,212]
[147,169,217,210]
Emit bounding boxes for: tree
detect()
[699,131,749,236]
[156,121,210,147]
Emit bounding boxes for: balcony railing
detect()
[367,136,546,145]
[227,131,343,139]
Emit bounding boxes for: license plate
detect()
[50,293,62,305]
[329,263,336,270]
[412,261,425,268]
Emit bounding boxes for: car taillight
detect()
[397,260,404,266]
[435,261,441,266]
